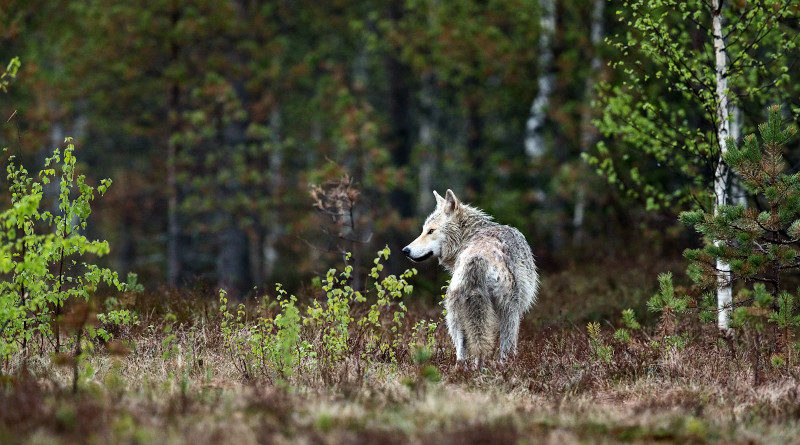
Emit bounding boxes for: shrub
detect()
[0,57,20,93]
[218,247,432,384]
[646,273,688,336]
[587,321,612,364]
[0,140,135,361]
[613,308,641,344]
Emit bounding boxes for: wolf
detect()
[402,189,539,365]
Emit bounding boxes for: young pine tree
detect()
[681,107,800,348]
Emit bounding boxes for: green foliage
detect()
[271,285,303,376]
[682,108,800,324]
[678,108,800,365]
[355,247,418,362]
[0,57,20,93]
[218,290,256,378]
[403,345,441,393]
[96,293,141,341]
[647,273,688,315]
[217,247,432,382]
[593,0,798,210]
[613,328,631,344]
[613,308,641,343]
[650,332,689,354]
[769,292,800,331]
[646,273,690,349]
[219,282,307,381]
[697,292,718,324]
[408,319,438,353]
[161,312,179,361]
[587,321,613,364]
[0,140,135,359]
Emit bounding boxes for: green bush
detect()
[0,140,134,360]
[0,57,20,93]
[613,308,641,344]
[587,321,612,364]
[218,247,433,383]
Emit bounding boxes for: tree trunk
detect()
[712,0,733,329]
[465,94,484,198]
[263,107,283,282]
[216,75,249,294]
[525,0,556,158]
[386,0,413,217]
[166,4,181,288]
[119,212,136,275]
[573,0,604,243]
[216,224,247,296]
[246,228,262,287]
[417,71,439,214]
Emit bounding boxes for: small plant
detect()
[587,322,612,364]
[409,319,438,352]
[681,107,800,295]
[161,313,179,361]
[647,273,688,338]
[305,260,358,375]
[0,139,136,362]
[613,308,641,344]
[218,290,254,379]
[769,291,800,361]
[402,345,441,395]
[0,57,20,93]
[356,247,417,363]
[254,283,305,379]
[216,247,430,383]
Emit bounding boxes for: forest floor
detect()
[3,258,800,444]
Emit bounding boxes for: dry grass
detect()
[2,264,800,444]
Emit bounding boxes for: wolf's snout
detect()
[402,246,411,257]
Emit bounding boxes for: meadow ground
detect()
[3,258,800,444]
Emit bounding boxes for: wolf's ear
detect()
[433,190,445,208]
[444,189,460,215]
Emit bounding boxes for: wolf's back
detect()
[460,224,538,313]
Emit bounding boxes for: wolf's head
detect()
[402,189,461,262]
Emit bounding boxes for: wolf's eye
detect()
[427,228,435,235]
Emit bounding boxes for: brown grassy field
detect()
[3,258,800,444]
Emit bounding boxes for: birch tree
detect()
[573,0,605,239]
[524,0,556,158]
[593,0,798,328]
[711,0,733,328]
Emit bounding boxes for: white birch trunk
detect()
[712,0,733,329]
[573,0,604,238]
[524,0,555,157]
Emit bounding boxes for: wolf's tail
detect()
[452,257,498,360]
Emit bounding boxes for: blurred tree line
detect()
[2,0,797,296]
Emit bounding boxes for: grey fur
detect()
[403,189,539,363]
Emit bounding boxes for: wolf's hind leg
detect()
[445,309,467,361]
[498,314,521,360]
[462,291,498,363]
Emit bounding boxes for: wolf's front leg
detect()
[445,309,467,361]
